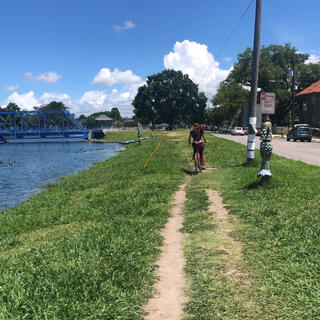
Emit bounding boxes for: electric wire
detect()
[198,0,255,86]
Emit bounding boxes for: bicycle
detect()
[193,141,204,174]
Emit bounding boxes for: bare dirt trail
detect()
[144,179,189,320]
[206,189,248,283]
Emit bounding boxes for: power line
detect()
[198,0,255,86]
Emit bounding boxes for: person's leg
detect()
[199,144,205,166]
[192,142,196,160]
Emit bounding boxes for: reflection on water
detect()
[0,141,122,211]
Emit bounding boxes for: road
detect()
[212,134,320,166]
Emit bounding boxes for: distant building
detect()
[122,117,136,127]
[296,80,320,127]
[95,115,113,129]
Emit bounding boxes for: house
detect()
[296,80,320,127]
[95,115,113,129]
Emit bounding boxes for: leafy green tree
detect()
[132,85,158,128]
[207,81,249,126]
[133,69,207,130]
[0,103,21,127]
[3,102,21,112]
[77,114,87,121]
[34,101,68,111]
[109,107,121,122]
[227,43,319,125]
[296,63,320,91]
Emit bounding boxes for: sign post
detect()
[260,92,276,114]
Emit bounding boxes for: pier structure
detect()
[0,110,88,140]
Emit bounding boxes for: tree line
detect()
[0,102,124,129]
[133,43,320,128]
[4,43,319,130]
[206,43,320,127]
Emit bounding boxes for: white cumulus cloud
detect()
[39,92,72,105]
[78,91,107,111]
[164,40,232,100]
[24,71,62,83]
[92,68,142,86]
[72,83,142,116]
[5,84,20,91]
[3,87,140,117]
[114,20,136,32]
[306,54,320,64]
[6,91,39,110]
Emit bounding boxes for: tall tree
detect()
[227,43,317,125]
[109,107,122,121]
[0,103,21,127]
[3,102,21,112]
[133,69,207,130]
[207,81,249,126]
[34,101,68,111]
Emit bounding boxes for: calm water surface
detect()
[0,141,122,211]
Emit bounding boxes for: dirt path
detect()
[144,179,189,320]
[206,189,247,283]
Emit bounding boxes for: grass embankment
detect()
[0,134,188,319]
[1,130,319,319]
[183,134,320,319]
[102,130,150,143]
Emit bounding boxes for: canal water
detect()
[0,141,122,211]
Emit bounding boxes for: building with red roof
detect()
[296,80,320,127]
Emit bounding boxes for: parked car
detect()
[286,126,312,142]
[231,127,245,135]
[218,127,231,134]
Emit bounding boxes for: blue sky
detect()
[1,0,320,116]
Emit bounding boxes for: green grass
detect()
[1,130,319,319]
[182,134,320,319]
[101,130,152,143]
[0,135,188,319]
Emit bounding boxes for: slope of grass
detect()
[183,134,320,319]
[101,130,151,143]
[0,135,188,319]
[1,130,319,319]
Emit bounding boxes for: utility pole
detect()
[290,62,295,127]
[247,0,262,163]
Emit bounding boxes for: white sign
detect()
[260,92,276,114]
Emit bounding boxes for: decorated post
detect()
[258,92,275,181]
[258,120,273,180]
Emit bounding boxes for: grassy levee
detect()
[102,130,150,143]
[0,135,188,319]
[183,134,320,319]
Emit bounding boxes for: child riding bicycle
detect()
[188,123,207,169]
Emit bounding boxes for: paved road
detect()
[212,134,320,166]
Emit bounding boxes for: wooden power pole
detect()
[247,0,262,163]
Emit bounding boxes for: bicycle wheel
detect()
[194,151,202,174]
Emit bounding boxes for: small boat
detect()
[120,139,139,145]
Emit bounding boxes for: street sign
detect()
[260,92,276,114]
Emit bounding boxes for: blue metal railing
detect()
[0,110,88,140]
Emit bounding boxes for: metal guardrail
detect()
[0,110,88,140]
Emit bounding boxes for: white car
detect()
[231,127,245,135]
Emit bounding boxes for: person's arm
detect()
[188,132,192,144]
[202,132,207,143]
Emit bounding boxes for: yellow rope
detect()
[144,132,168,168]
